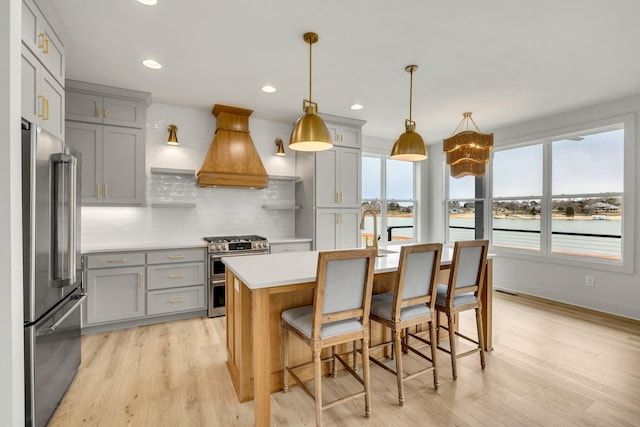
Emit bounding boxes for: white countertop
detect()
[223,249,460,290]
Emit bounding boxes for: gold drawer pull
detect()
[169,297,185,303]
[139,273,144,288]
[169,274,185,279]
[107,258,126,263]
[168,255,185,259]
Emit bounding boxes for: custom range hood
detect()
[197,104,268,188]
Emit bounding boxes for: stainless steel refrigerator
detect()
[22,120,85,427]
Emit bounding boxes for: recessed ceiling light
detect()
[261,85,276,93]
[350,104,364,110]
[137,0,158,5]
[142,59,162,70]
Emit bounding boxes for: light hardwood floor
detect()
[49,292,640,426]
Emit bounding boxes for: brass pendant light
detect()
[390,65,427,161]
[443,112,493,178]
[289,32,333,152]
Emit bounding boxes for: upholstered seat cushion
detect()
[435,284,477,307]
[282,305,363,339]
[370,292,431,321]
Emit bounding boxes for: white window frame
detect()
[443,171,488,244]
[361,154,417,246]
[488,114,635,274]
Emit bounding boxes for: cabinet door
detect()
[325,122,340,146]
[315,209,338,251]
[337,209,361,249]
[338,147,361,208]
[21,45,40,124]
[315,148,339,208]
[338,125,361,149]
[66,92,103,124]
[40,70,64,140]
[65,122,103,204]
[85,266,145,324]
[103,97,145,128]
[102,126,145,205]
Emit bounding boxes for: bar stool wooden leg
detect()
[428,320,439,389]
[448,315,458,380]
[393,327,405,406]
[475,307,486,368]
[313,348,323,426]
[331,346,337,378]
[282,324,289,392]
[361,337,371,418]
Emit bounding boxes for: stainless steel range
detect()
[205,235,269,317]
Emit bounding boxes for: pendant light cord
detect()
[408,68,413,122]
[308,39,313,103]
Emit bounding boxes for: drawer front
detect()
[86,252,146,269]
[147,262,204,290]
[147,248,205,265]
[147,286,205,315]
[270,242,311,254]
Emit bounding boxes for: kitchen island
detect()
[223,249,493,427]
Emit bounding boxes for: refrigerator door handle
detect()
[51,153,78,286]
[38,294,86,335]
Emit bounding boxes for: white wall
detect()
[82,103,298,247]
[0,0,25,425]
[427,96,640,320]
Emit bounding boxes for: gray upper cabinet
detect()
[21,0,65,87]
[66,92,145,128]
[66,121,145,205]
[65,81,150,206]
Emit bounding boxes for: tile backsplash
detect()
[82,103,297,248]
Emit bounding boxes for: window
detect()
[491,118,631,269]
[446,174,486,242]
[361,156,416,246]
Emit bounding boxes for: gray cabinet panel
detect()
[85,266,145,324]
[147,248,205,265]
[65,122,102,204]
[21,46,39,124]
[147,262,205,290]
[102,126,145,205]
[85,252,145,269]
[269,242,311,254]
[103,98,145,128]
[315,149,339,207]
[147,286,205,315]
[66,92,102,124]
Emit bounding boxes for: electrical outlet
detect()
[585,276,595,287]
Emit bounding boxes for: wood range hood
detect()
[197,104,268,188]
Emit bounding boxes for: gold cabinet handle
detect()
[139,272,144,288]
[44,97,49,121]
[168,255,185,260]
[104,109,109,119]
[337,213,343,224]
[169,297,185,303]
[107,258,126,263]
[169,274,185,279]
[97,184,102,199]
[37,96,45,118]
[37,33,49,54]
[104,184,109,198]
[97,107,102,118]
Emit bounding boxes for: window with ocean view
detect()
[446,174,486,242]
[361,156,415,246]
[491,123,626,262]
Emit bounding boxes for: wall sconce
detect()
[275,138,286,156]
[167,124,179,145]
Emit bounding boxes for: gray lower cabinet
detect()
[85,265,145,324]
[83,248,206,330]
[269,241,311,254]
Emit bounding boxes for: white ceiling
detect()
[49,0,640,143]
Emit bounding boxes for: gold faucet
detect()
[359,204,379,256]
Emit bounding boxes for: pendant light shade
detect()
[391,65,427,162]
[289,32,333,152]
[443,112,493,178]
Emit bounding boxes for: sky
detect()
[362,157,414,200]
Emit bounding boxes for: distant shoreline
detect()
[451,213,621,221]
